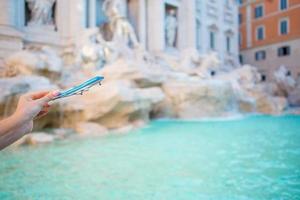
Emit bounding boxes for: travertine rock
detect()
[162,79,237,118]
[76,122,108,136]
[100,58,167,88]
[51,128,73,139]
[0,42,295,140]
[5,46,62,79]
[111,124,135,134]
[219,65,261,90]
[288,88,300,107]
[238,97,256,113]
[59,80,165,129]
[178,48,201,73]
[25,132,55,145]
[273,66,296,97]
[195,53,221,78]
[255,95,287,115]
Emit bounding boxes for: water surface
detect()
[1,116,300,200]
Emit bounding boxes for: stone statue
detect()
[75,29,114,70]
[103,0,139,48]
[26,0,56,26]
[165,9,178,48]
[274,65,296,97]
[196,53,221,78]
[96,33,118,63]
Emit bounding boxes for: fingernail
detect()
[52,90,60,97]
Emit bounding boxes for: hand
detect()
[0,91,58,150]
[14,91,59,124]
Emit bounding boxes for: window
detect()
[196,19,201,50]
[239,33,242,46]
[255,50,266,61]
[226,36,231,53]
[210,31,216,50]
[279,19,288,35]
[280,0,288,10]
[254,5,264,18]
[278,46,291,57]
[239,14,243,24]
[261,74,267,82]
[256,26,265,40]
[239,54,244,64]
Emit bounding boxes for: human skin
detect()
[0,91,58,150]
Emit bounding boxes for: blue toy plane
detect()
[53,76,104,100]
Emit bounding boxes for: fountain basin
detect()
[0,115,299,199]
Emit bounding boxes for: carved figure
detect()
[26,0,56,26]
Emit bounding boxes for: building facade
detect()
[0,0,239,66]
[194,0,239,67]
[239,0,300,80]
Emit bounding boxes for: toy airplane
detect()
[52,76,104,100]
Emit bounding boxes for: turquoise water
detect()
[1,116,300,200]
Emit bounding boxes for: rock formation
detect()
[5,46,62,79]
[272,66,300,107]
[0,44,291,135]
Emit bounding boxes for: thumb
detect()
[37,91,59,105]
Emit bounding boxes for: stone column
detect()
[147,0,164,53]
[178,0,196,50]
[0,0,23,58]
[0,0,16,26]
[232,4,240,65]
[57,0,85,46]
[138,0,147,48]
[56,0,71,39]
[89,0,97,28]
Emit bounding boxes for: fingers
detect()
[35,105,50,119]
[37,91,59,105]
[42,104,50,109]
[42,102,51,107]
[35,110,49,119]
[24,90,59,101]
[31,91,51,100]
[40,105,50,114]
[21,91,49,100]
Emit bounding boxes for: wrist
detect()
[11,112,33,135]
[12,111,31,126]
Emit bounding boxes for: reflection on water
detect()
[0,115,300,200]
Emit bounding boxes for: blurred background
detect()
[0,0,300,199]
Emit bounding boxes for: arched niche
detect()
[164,3,178,48]
[23,0,57,31]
